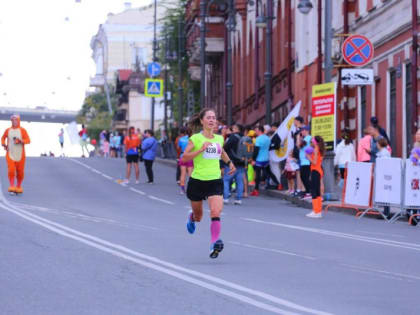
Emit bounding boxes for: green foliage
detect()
[77,89,118,140]
[158,0,201,125]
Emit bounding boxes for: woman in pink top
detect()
[357,128,371,162]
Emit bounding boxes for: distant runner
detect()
[182,108,236,259]
[1,115,30,194]
[58,128,64,156]
[177,127,193,194]
[123,126,141,184]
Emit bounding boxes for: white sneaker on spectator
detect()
[234,200,242,205]
[135,180,140,184]
[223,199,229,205]
[306,211,322,218]
[122,179,129,184]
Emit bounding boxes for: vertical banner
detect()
[311,82,336,151]
[404,160,420,207]
[374,158,402,205]
[344,162,373,207]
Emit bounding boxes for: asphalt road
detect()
[1,157,419,315]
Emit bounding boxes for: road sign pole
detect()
[151,0,157,131]
[323,0,338,201]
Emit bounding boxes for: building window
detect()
[360,86,367,133]
[389,70,397,154]
[406,63,412,153]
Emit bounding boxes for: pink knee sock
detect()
[210,218,221,243]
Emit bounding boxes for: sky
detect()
[0,0,151,112]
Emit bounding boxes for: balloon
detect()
[91,139,97,145]
[305,146,314,155]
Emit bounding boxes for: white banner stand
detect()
[358,158,403,222]
[325,162,374,215]
[404,160,420,225]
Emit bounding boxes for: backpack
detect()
[234,135,254,160]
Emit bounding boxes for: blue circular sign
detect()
[147,62,161,77]
[342,35,374,67]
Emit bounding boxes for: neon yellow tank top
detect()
[190,132,224,181]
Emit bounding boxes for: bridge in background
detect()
[0,107,78,123]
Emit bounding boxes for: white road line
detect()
[340,263,420,282]
[148,195,175,205]
[12,202,160,231]
[0,202,332,315]
[101,174,113,180]
[70,159,179,207]
[229,241,316,261]
[129,188,146,195]
[242,217,420,252]
[355,230,405,238]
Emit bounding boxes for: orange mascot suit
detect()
[1,115,30,194]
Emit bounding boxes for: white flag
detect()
[269,101,302,162]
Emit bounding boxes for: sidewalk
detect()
[156,158,407,222]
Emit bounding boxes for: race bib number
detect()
[202,143,222,160]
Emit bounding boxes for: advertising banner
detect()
[311,82,336,151]
[404,160,420,208]
[344,162,373,207]
[374,158,402,205]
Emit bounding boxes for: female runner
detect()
[182,108,236,258]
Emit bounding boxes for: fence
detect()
[326,158,420,224]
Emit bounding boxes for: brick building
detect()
[184,0,419,158]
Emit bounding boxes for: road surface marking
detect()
[11,202,160,231]
[0,199,331,315]
[129,187,146,195]
[242,217,420,252]
[340,263,420,282]
[229,241,316,261]
[355,230,405,238]
[70,159,178,206]
[101,174,113,180]
[148,195,175,205]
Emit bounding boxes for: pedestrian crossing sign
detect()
[145,79,163,98]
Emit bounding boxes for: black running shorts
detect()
[126,154,139,163]
[187,177,223,201]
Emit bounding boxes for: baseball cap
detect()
[247,130,256,137]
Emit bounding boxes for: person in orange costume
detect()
[1,115,30,194]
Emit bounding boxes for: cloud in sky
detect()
[0,0,151,111]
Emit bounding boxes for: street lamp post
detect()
[200,0,207,109]
[298,0,337,201]
[256,0,273,126]
[178,17,184,127]
[164,34,169,137]
[225,0,235,126]
[151,0,158,131]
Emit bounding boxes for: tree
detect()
[159,0,201,126]
[77,89,118,140]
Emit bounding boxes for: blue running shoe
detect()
[209,239,224,259]
[186,210,196,234]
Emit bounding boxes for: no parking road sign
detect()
[342,35,374,67]
[145,79,163,98]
